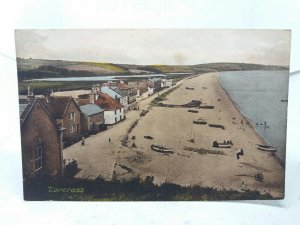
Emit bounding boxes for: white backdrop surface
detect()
[0,1,299,225]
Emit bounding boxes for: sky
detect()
[15,29,291,66]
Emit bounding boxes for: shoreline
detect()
[215,73,285,167]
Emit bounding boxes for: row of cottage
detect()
[19,77,173,180]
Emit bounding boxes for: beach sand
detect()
[63,73,285,198]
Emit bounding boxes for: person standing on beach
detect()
[109,137,111,143]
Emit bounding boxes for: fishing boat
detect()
[151,144,174,154]
[212,140,232,148]
[217,143,231,148]
[196,102,215,109]
[188,109,198,113]
[255,121,269,128]
[198,104,215,109]
[209,124,225,130]
[257,144,276,152]
[193,118,207,125]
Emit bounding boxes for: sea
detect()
[217,70,289,161]
[30,74,166,82]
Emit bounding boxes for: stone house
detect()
[80,104,105,134]
[19,99,64,180]
[39,95,82,146]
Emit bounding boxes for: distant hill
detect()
[16,58,289,80]
[191,63,288,73]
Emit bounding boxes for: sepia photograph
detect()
[15,29,290,201]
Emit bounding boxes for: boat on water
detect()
[281,99,288,102]
[257,144,276,152]
[255,121,269,128]
[151,144,174,154]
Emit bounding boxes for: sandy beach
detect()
[63,72,284,198]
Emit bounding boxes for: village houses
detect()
[80,104,105,134]
[87,91,125,125]
[101,86,129,110]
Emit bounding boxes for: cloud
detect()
[14,29,291,65]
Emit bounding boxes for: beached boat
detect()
[188,109,198,113]
[151,144,174,154]
[212,140,232,148]
[209,124,225,130]
[196,103,214,109]
[193,118,207,125]
[198,105,214,109]
[185,87,194,90]
[217,143,231,148]
[257,144,276,152]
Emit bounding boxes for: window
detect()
[68,112,75,121]
[34,146,43,171]
[70,124,76,133]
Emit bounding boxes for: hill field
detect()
[16,58,288,81]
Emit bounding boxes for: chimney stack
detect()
[44,91,51,103]
[27,86,34,101]
[89,92,95,104]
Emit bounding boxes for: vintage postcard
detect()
[15,29,290,201]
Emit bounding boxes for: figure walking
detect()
[81,137,85,146]
[109,137,111,143]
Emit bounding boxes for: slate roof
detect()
[80,104,104,116]
[112,88,128,97]
[19,100,35,125]
[101,86,122,99]
[19,99,57,127]
[39,96,79,119]
[19,103,29,116]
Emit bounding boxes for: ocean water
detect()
[30,74,166,82]
[218,70,289,161]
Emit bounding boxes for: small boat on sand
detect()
[151,144,174,154]
[197,103,214,109]
[193,118,207,125]
[188,109,198,113]
[212,140,233,148]
[257,144,276,152]
[198,105,215,109]
[185,87,195,90]
[209,124,225,130]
